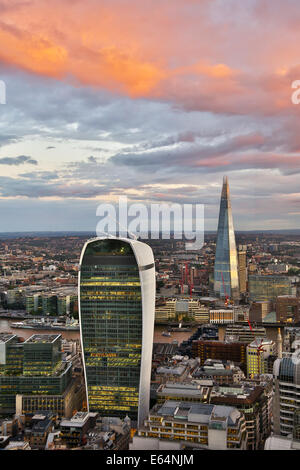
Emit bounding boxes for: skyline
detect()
[0,0,300,231]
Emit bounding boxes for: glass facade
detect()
[214,176,239,300]
[249,275,295,302]
[79,238,144,421]
[0,333,72,415]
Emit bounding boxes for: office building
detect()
[273,356,300,436]
[0,333,73,416]
[192,340,247,373]
[155,299,209,324]
[131,400,248,450]
[213,176,239,301]
[246,339,276,377]
[156,382,211,404]
[209,309,234,324]
[275,296,300,324]
[238,249,247,294]
[192,360,245,385]
[225,324,266,343]
[59,412,98,448]
[210,381,272,449]
[249,301,272,323]
[79,237,155,427]
[248,275,296,302]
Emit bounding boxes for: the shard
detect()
[213,176,240,301]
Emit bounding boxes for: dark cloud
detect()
[0,155,37,165]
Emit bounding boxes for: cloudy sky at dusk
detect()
[0,0,300,232]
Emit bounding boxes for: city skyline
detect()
[1,0,300,454]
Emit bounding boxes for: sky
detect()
[0,0,300,232]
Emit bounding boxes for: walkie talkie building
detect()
[78,237,155,427]
[214,176,240,301]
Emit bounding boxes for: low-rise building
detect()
[156,382,211,404]
[131,400,248,450]
[59,412,98,448]
[192,359,245,385]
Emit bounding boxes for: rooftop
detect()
[210,383,264,404]
[151,400,241,426]
[60,412,98,428]
[157,382,210,399]
[25,334,61,344]
[0,333,17,344]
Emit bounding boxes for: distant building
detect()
[238,250,247,294]
[213,176,239,302]
[225,324,266,343]
[267,263,288,274]
[248,274,296,302]
[209,309,234,324]
[155,299,209,323]
[275,296,300,323]
[249,301,272,323]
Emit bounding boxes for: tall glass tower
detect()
[78,237,155,427]
[213,176,239,301]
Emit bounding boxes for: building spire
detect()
[214,176,239,301]
[277,328,282,359]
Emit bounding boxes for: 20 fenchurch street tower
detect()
[214,176,240,301]
[78,237,155,427]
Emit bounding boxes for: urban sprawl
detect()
[0,177,300,451]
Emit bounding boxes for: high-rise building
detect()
[214,176,239,301]
[79,237,155,427]
[248,275,296,302]
[238,249,247,294]
[0,333,75,416]
[273,356,300,436]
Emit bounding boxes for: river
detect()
[0,319,197,345]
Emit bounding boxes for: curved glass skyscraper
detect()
[78,237,155,427]
[214,176,239,301]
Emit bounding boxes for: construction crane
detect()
[179,262,193,298]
